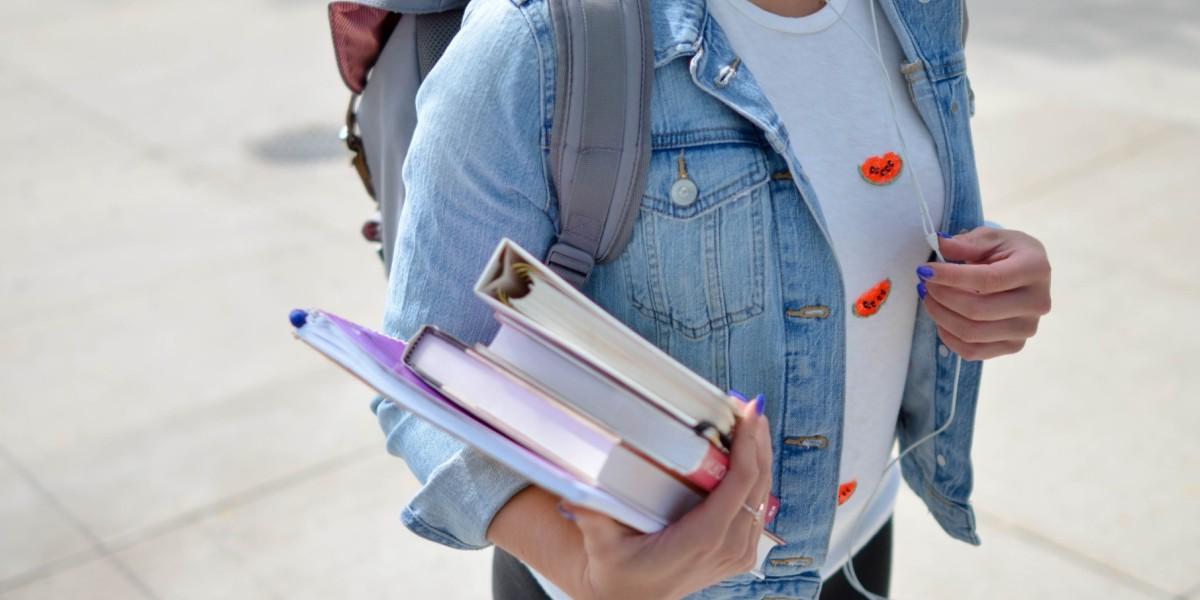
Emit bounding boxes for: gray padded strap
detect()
[546,0,653,288]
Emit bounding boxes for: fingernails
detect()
[917,281,927,300]
[555,502,576,522]
[916,265,934,280]
[730,389,750,403]
[937,231,953,239]
[753,394,765,415]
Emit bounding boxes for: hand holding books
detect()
[560,396,773,600]
[291,238,783,584]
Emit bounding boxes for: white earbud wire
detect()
[822,1,963,597]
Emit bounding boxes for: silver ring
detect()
[741,502,766,524]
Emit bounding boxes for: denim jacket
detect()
[376,0,984,597]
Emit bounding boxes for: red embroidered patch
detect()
[852,278,891,318]
[859,152,903,185]
[838,480,858,506]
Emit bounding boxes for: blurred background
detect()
[1,1,1197,598]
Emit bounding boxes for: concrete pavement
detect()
[1,1,1196,598]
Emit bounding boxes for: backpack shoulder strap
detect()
[545,0,654,288]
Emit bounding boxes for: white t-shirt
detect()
[708,0,945,578]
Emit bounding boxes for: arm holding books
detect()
[369,0,778,592]
[488,399,774,600]
[377,0,557,550]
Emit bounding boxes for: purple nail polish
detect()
[917,281,927,300]
[754,394,765,415]
[916,265,934,280]
[937,231,953,239]
[730,390,749,403]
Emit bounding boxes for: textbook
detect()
[404,326,704,522]
[291,309,782,576]
[475,239,741,449]
[481,316,730,491]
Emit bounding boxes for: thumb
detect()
[561,502,637,551]
[937,227,1003,264]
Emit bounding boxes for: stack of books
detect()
[291,239,783,575]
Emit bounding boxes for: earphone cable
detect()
[822,1,964,597]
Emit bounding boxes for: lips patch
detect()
[852,278,891,318]
[859,152,903,185]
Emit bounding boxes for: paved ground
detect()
[1,1,1196,599]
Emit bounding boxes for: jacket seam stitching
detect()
[402,506,479,549]
[514,0,557,216]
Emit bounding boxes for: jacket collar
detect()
[650,0,707,65]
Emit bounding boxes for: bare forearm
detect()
[487,486,589,597]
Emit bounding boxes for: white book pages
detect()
[406,330,617,484]
[485,320,717,476]
[599,445,703,522]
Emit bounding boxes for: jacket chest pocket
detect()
[622,141,771,340]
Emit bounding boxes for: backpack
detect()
[328,0,653,288]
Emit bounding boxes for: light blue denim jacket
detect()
[376,0,984,597]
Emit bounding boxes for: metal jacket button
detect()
[671,149,698,206]
[768,556,814,567]
[784,435,829,449]
[670,178,698,206]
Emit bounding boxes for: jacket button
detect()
[768,556,814,567]
[937,454,947,467]
[786,305,830,319]
[784,435,828,449]
[670,178,699,206]
[938,344,950,358]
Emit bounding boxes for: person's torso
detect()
[704,0,945,578]
[384,0,987,596]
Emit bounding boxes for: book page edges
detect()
[474,238,738,433]
[295,315,665,533]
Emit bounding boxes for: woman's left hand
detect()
[917,227,1052,361]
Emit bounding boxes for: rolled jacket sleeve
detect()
[375,0,557,550]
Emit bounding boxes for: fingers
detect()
[936,226,1003,263]
[751,411,773,509]
[740,410,773,562]
[676,398,762,539]
[924,281,1051,321]
[925,231,1050,295]
[922,292,1040,343]
[936,324,1026,361]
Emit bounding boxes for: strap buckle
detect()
[544,242,595,289]
[339,93,376,199]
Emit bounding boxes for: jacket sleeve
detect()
[376,0,556,550]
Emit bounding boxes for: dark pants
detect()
[492,519,892,599]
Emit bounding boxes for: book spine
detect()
[685,442,729,491]
[765,495,780,525]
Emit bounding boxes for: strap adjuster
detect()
[339,94,376,199]
[545,242,595,289]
